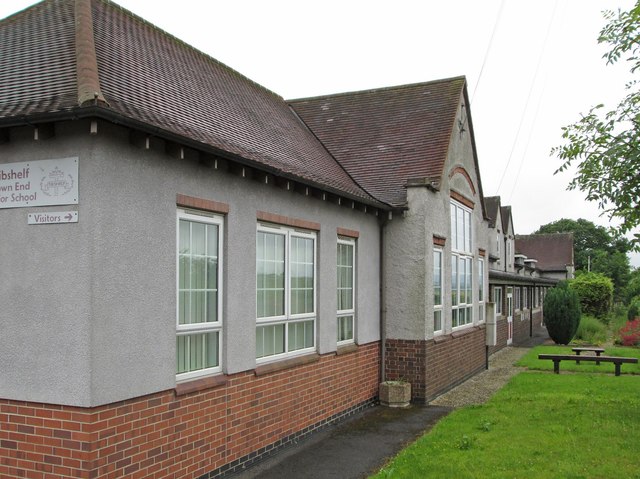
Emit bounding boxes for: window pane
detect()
[434,310,442,332]
[450,207,457,250]
[177,332,219,374]
[451,255,458,305]
[179,220,190,254]
[433,250,442,306]
[337,242,354,313]
[179,217,219,326]
[288,320,314,351]
[191,222,206,255]
[338,315,354,342]
[177,335,188,374]
[457,207,464,250]
[464,210,472,252]
[478,259,484,302]
[290,236,314,315]
[459,257,466,304]
[257,323,286,358]
[257,231,285,318]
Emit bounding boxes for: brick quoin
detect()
[0,342,379,479]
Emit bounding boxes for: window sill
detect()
[254,353,320,376]
[175,374,228,396]
[451,325,479,339]
[336,343,358,355]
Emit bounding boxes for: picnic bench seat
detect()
[538,354,638,376]
[571,347,606,365]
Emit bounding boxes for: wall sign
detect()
[0,157,78,209]
[28,211,78,225]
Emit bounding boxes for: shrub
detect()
[543,285,581,344]
[619,319,640,347]
[568,272,613,319]
[573,315,607,344]
[627,297,640,320]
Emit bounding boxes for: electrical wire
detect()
[471,0,505,104]
[496,0,561,194]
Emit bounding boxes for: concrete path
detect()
[230,329,550,478]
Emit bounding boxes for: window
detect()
[256,224,316,360]
[478,258,485,323]
[494,286,503,315]
[523,286,528,309]
[176,210,223,380]
[451,201,473,328]
[337,238,355,344]
[515,287,521,311]
[433,249,443,333]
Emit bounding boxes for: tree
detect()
[569,272,614,319]
[543,282,581,345]
[552,2,640,247]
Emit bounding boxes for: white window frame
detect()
[337,237,356,345]
[451,200,473,329]
[478,257,485,323]
[176,209,223,381]
[433,248,443,334]
[515,286,521,311]
[256,223,317,362]
[523,286,528,310]
[494,286,503,315]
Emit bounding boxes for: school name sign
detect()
[0,158,78,209]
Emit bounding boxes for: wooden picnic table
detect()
[538,353,638,376]
[571,347,606,365]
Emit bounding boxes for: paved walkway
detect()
[231,330,550,479]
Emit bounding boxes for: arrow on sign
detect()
[65,213,73,221]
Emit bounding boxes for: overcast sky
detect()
[2,0,638,265]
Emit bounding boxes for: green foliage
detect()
[573,314,608,345]
[624,269,640,303]
[551,2,640,248]
[628,300,640,320]
[372,373,640,478]
[568,272,614,318]
[535,218,631,300]
[543,285,581,344]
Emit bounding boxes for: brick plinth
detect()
[386,326,487,403]
[0,342,380,479]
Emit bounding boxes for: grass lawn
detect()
[516,345,640,375]
[371,372,640,478]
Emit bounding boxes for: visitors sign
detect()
[28,211,78,225]
[0,157,78,209]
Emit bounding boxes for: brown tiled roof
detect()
[516,233,574,272]
[0,0,378,206]
[484,196,501,229]
[0,1,77,117]
[500,206,512,233]
[289,78,466,207]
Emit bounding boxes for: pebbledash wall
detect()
[0,120,382,478]
[382,99,491,402]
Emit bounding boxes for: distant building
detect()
[516,233,575,280]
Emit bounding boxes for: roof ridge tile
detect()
[75,0,107,106]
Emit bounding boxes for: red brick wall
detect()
[385,326,486,403]
[488,317,509,355]
[1,342,379,479]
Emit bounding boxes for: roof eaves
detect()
[0,107,390,210]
